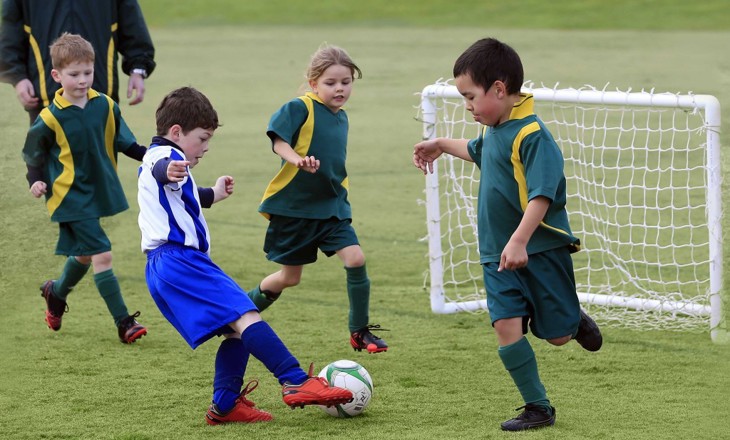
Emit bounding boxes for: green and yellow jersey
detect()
[467,93,579,264]
[22,88,136,222]
[259,92,352,221]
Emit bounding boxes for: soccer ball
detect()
[318,359,373,417]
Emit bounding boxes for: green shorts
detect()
[482,246,580,339]
[56,218,112,256]
[263,216,359,265]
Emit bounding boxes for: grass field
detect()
[1,2,729,439]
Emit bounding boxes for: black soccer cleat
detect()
[118,311,147,344]
[574,309,603,352]
[500,404,556,431]
[350,324,388,353]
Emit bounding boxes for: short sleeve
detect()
[467,128,486,168]
[266,98,309,145]
[520,129,564,202]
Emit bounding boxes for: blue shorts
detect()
[55,218,111,256]
[145,243,257,349]
[482,247,580,339]
[263,216,359,265]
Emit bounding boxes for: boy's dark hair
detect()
[453,38,524,95]
[155,87,220,135]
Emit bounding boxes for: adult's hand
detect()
[15,78,39,109]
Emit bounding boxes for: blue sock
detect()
[212,338,249,413]
[498,337,551,410]
[241,321,308,385]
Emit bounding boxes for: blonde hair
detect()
[306,44,362,82]
[49,33,95,69]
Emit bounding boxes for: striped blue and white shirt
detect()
[137,137,211,254]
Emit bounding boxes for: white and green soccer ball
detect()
[318,359,373,417]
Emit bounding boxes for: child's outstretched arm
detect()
[413,137,471,174]
[272,137,320,173]
[164,159,190,183]
[196,176,234,208]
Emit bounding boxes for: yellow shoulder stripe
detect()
[511,121,540,210]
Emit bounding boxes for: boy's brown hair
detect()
[155,87,220,135]
[49,33,95,69]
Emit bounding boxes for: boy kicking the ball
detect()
[413,38,602,431]
[137,86,352,424]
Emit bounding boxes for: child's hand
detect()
[296,156,320,173]
[413,140,441,174]
[167,160,190,182]
[212,175,234,202]
[498,239,528,272]
[30,181,47,198]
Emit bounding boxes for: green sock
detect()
[94,269,129,326]
[54,257,91,301]
[247,285,280,312]
[346,265,370,333]
[498,337,551,410]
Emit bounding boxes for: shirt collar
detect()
[507,93,535,121]
[52,88,100,109]
[149,136,181,150]
[305,91,324,104]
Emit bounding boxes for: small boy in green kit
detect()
[413,37,602,431]
[22,33,147,343]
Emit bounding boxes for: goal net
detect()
[417,80,725,342]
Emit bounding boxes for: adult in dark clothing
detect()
[0,0,156,123]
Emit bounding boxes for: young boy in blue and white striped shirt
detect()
[137,86,352,425]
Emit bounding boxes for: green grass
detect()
[1,4,730,440]
[139,0,730,30]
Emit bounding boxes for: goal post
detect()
[418,80,726,343]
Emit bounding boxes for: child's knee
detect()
[277,270,301,287]
[336,245,365,268]
[75,255,92,265]
[90,251,113,268]
[229,311,262,334]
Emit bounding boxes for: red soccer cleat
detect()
[40,280,67,331]
[282,363,354,409]
[206,380,273,425]
[350,324,389,353]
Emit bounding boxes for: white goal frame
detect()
[419,81,726,342]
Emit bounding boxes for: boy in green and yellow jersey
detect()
[23,33,147,343]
